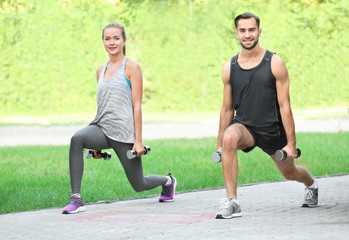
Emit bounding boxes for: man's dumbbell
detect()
[127,145,151,159]
[211,151,222,163]
[84,149,112,160]
[212,148,301,162]
[274,148,301,161]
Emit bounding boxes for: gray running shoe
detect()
[216,198,242,219]
[302,185,318,207]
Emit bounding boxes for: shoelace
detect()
[305,188,314,200]
[219,198,230,209]
[68,194,82,206]
[161,185,171,197]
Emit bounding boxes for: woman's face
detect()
[103,27,125,55]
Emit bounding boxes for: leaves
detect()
[0,0,348,117]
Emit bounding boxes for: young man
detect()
[215,12,318,219]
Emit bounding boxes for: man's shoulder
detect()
[265,49,283,62]
[223,53,239,69]
[231,52,239,62]
[270,53,285,66]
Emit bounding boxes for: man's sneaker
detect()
[159,173,177,202]
[302,185,318,207]
[62,194,85,214]
[216,198,242,219]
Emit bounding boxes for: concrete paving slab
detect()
[1,175,348,240]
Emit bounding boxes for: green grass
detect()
[0,132,348,214]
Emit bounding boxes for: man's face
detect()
[235,18,261,50]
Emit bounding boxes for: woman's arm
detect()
[125,59,145,156]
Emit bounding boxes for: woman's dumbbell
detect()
[84,149,112,160]
[127,145,151,159]
[274,148,301,161]
[211,151,222,163]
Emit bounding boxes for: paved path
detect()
[1,118,348,146]
[0,175,348,240]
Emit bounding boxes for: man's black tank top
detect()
[230,50,283,130]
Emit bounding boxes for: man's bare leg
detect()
[221,123,254,199]
[271,156,314,186]
[216,123,254,219]
[271,154,318,207]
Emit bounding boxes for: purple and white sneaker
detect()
[159,173,177,202]
[62,194,85,214]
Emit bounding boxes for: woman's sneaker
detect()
[159,173,177,202]
[216,198,242,219]
[62,194,85,214]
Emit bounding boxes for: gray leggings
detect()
[69,124,167,194]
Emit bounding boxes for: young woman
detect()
[62,23,176,214]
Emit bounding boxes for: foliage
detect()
[0,0,348,118]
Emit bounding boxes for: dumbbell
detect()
[211,151,222,163]
[212,148,301,162]
[127,145,151,159]
[274,148,301,161]
[84,149,112,160]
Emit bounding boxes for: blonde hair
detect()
[102,23,126,55]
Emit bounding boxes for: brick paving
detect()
[1,175,348,240]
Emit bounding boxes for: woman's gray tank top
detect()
[90,57,135,143]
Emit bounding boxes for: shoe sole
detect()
[159,177,177,202]
[302,204,318,208]
[215,212,242,219]
[62,206,86,214]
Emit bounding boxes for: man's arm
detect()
[271,54,297,159]
[217,61,234,151]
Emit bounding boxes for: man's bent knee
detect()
[223,132,239,152]
[223,124,253,152]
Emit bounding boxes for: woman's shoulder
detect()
[125,58,142,80]
[97,64,105,72]
[96,64,105,74]
[125,58,141,69]
[96,63,107,81]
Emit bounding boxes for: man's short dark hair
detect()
[234,12,260,29]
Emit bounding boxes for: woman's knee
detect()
[70,132,84,145]
[132,183,145,192]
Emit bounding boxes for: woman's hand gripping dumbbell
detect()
[127,145,151,159]
[84,149,112,160]
[274,148,301,161]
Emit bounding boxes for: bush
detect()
[0,0,348,117]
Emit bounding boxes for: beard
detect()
[240,38,259,50]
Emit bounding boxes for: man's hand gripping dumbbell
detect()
[127,145,151,159]
[84,149,112,160]
[211,147,223,163]
[274,147,301,161]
